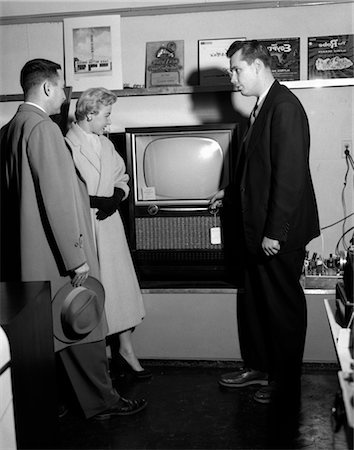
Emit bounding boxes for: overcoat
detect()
[0,104,108,351]
[225,80,320,257]
[66,123,145,335]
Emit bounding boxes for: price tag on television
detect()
[210,227,221,245]
[141,186,156,200]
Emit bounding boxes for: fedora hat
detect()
[52,276,105,344]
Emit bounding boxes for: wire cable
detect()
[346,151,354,170]
[341,156,350,249]
[335,226,354,255]
[339,152,354,250]
[321,212,354,231]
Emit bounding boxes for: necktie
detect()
[234,102,259,184]
[249,102,258,126]
[242,102,258,144]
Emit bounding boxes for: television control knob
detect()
[147,204,159,215]
[208,204,219,215]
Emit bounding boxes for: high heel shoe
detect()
[115,352,152,380]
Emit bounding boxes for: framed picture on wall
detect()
[63,15,123,92]
[198,38,245,86]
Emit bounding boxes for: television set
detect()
[123,123,241,287]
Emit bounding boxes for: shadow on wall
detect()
[186,68,247,129]
[187,69,247,282]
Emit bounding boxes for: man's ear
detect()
[43,80,51,97]
[254,58,264,73]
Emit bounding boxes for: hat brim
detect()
[52,276,105,344]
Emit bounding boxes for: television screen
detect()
[126,125,236,207]
[143,136,224,200]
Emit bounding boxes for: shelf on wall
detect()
[89,84,235,99]
[1,85,233,102]
[115,78,354,96]
[1,78,354,102]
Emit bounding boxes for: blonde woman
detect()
[66,87,151,380]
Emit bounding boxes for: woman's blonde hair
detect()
[75,87,117,121]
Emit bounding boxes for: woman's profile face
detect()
[89,104,112,135]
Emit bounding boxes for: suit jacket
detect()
[0,104,108,351]
[225,80,320,257]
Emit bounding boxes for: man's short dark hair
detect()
[226,40,272,68]
[20,59,62,95]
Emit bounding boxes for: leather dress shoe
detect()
[219,368,268,388]
[57,404,69,419]
[254,383,276,404]
[133,368,153,380]
[92,397,147,421]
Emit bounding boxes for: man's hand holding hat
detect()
[72,262,89,287]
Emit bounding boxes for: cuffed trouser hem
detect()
[59,340,121,419]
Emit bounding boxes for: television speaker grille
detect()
[135,216,223,250]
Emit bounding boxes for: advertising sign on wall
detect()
[64,15,123,92]
[145,40,184,88]
[259,38,300,81]
[198,38,245,86]
[308,35,354,80]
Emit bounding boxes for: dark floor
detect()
[56,362,350,450]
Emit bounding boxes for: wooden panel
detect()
[0,282,57,449]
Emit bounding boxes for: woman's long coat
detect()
[0,104,108,351]
[66,123,145,335]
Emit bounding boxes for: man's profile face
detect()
[48,69,66,115]
[229,49,258,97]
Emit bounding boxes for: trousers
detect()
[58,339,120,418]
[238,247,306,391]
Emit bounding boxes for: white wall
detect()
[1,0,337,17]
[132,291,337,362]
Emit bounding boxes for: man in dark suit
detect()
[211,41,320,408]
